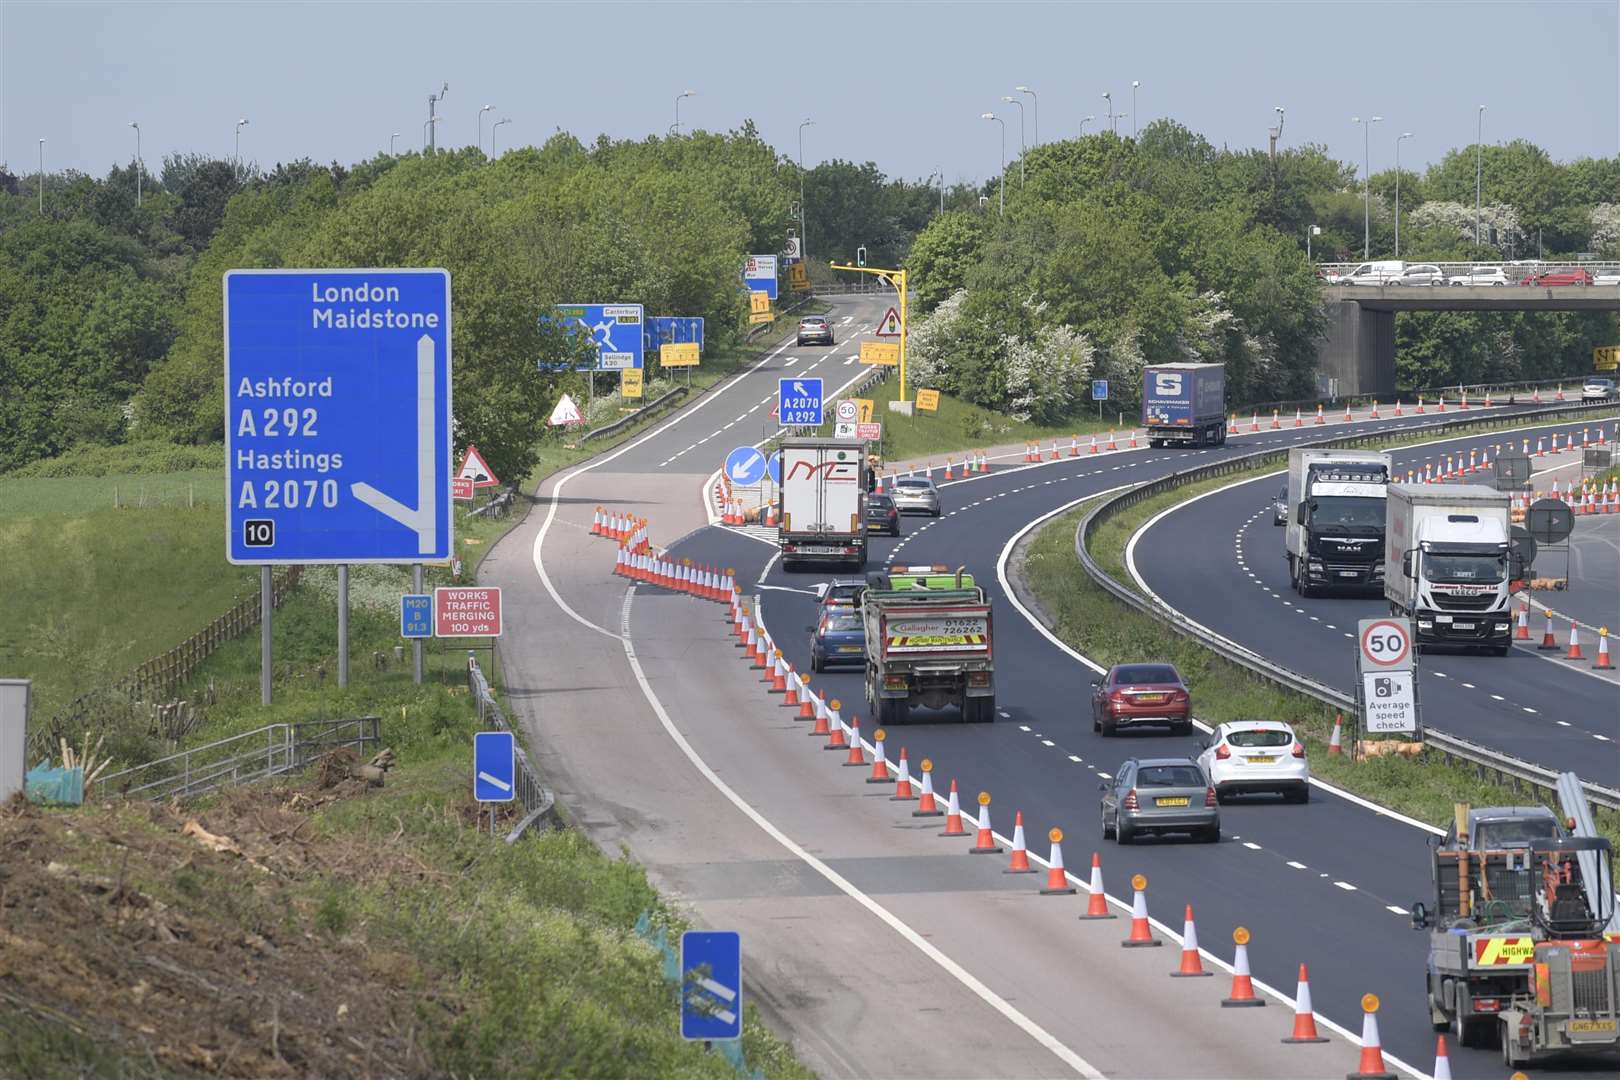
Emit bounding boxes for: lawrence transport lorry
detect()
[1285,448,1392,596]
[778,438,868,572]
[1384,483,1514,654]
[1142,363,1227,448]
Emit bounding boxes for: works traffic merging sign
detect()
[434,587,503,637]
[224,269,453,565]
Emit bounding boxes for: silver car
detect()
[1448,266,1508,286]
[1100,757,1220,844]
[890,477,941,517]
[1390,263,1445,286]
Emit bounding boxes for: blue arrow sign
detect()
[681,931,742,1041]
[400,594,432,639]
[724,446,767,486]
[474,731,515,803]
[767,451,782,485]
[644,316,705,355]
[1091,379,1109,401]
[778,377,823,426]
[544,303,645,372]
[224,269,453,565]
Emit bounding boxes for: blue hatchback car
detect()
[810,608,867,672]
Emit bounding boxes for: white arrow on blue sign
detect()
[473,731,515,803]
[778,377,823,426]
[681,930,742,1041]
[724,446,767,486]
[767,451,782,485]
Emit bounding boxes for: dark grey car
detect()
[1101,757,1220,844]
[1272,486,1287,526]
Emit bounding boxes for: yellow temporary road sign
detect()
[860,340,900,366]
[660,342,700,368]
[916,389,941,412]
[749,311,774,325]
[853,398,875,423]
[1596,345,1620,370]
[620,368,644,398]
[788,263,811,291]
[749,291,771,315]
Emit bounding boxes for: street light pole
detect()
[1103,91,1113,133]
[492,118,511,158]
[423,116,441,148]
[1016,85,1038,144]
[798,117,814,266]
[427,82,448,151]
[1351,115,1382,259]
[390,132,400,155]
[1079,115,1095,136]
[129,122,142,207]
[478,104,494,155]
[674,89,695,136]
[37,138,44,215]
[234,117,249,177]
[1131,80,1140,136]
[935,169,944,213]
[1395,132,1414,257]
[981,113,1005,216]
[1474,105,1486,249]
[1001,96,1026,182]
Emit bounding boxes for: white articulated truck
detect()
[1285,448,1393,597]
[1384,483,1514,654]
[778,438,867,572]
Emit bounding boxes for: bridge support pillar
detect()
[1316,300,1395,399]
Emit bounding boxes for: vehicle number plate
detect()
[1569,1019,1618,1033]
[1337,570,1358,577]
[1155,797,1190,807]
[1452,622,1474,631]
[1247,755,1276,764]
[1135,694,1166,704]
[837,646,863,653]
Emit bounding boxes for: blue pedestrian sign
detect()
[779,377,823,426]
[400,594,432,638]
[724,446,767,486]
[473,730,515,803]
[551,303,645,371]
[1091,379,1109,401]
[224,269,453,565]
[680,931,742,1041]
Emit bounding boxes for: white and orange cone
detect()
[1169,905,1210,976]
[866,729,893,783]
[1348,994,1395,1079]
[913,759,942,816]
[1004,811,1034,873]
[890,747,915,800]
[1079,852,1114,918]
[939,780,967,835]
[1596,628,1615,671]
[1281,963,1327,1042]
[1565,621,1585,661]
[1431,1035,1452,1080]
[1539,609,1560,650]
[843,719,866,767]
[1221,928,1264,1006]
[1121,874,1159,947]
[969,794,1002,854]
[1327,714,1344,755]
[1514,603,1531,640]
[1040,829,1076,895]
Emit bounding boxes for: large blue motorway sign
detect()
[645,316,705,355]
[224,269,453,565]
[552,303,645,371]
[778,377,823,426]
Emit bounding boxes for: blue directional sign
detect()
[680,931,742,1041]
[743,255,779,300]
[400,594,432,638]
[1091,379,1110,401]
[767,450,782,485]
[724,446,767,486]
[549,303,645,371]
[644,316,705,355]
[779,377,823,426]
[224,269,453,565]
[473,730,515,803]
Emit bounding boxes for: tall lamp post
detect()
[492,118,511,158]
[129,121,142,206]
[1103,91,1113,132]
[1351,115,1382,259]
[37,138,44,215]
[1474,105,1486,249]
[1395,132,1414,257]
[423,115,441,147]
[427,82,448,151]
[390,132,401,155]
[1000,96,1026,182]
[932,169,944,213]
[798,117,814,265]
[673,89,695,136]
[1016,85,1038,144]
[980,113,1005,216]
[478,104,495,155]
[234,117,249,177]
[1307,224,1320,263]
[1079,115,1095,136]
[1131,80,1140,136]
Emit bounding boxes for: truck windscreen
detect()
[1426,553,1507,585]
[1309,496,1385,529]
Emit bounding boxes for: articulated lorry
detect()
[778,438,867,572]
[1142,362,1226,448]
[861,567,994,725]
[1384,484,1514,654]
[1410,804,1620,1066]
[1285,448,1392,596]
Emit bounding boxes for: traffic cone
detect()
[1050,440,1061,461]
[1557,384,1566,401]
[1539,610,1560,650]
[1437,395,1447,412]
[1221,928,1264,1006]
[843,719,866,767]
[768,652,788,692]
[1170,905,1210,976]
[1070,435,1080,457]
[823,705,847,750]
[1314,404,1325,425]
[1089,434,1099,455]
[944,458,955,480]
[1122,875,1159,947]
[1514,603,1530,640]
[795,677,816,719]
[1596,628,1615,670]
[1327,714,1344,755]
[1394,399,1404,417]
[1533,387,1542,404]
[1348,994,1395,1080]
[890,748,915,800]
[1416,395,1426,414]
[1271,409,1281,430]
[808,692,831,734]
[1281,963,1328,1042]
[591,507,605,536]
[1294,408,1303,428]
[1250,412,1260,432]
[969,795,1002,853]
[1343,402,1353,422]
[866,729,892,782]
[1040,829,1076,894]
[1130,429,1140,447]
[782,668,801,707]
[940,780,967,835]
[1004,811,1034,873]
[913,759,942,816]
[1370,400,1380,419]
[1565,622,1585,661]
[1079,852,1114,918]
[1460,391,1469,410]
[1431,1035,1452,1080]
[1107,430,1119,451]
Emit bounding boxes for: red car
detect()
[1520,267,1594,286]
[1090,663,1193,736]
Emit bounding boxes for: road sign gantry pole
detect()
[828,262,909,402]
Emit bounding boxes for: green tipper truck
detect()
[861,566,994,725]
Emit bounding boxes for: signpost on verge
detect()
[744,255,779,300]
[681,931,743,1043]
[916,389,940,413]
[1354,617,1420,755]
[225,268,452,703]
[724,446,767,486]
[831,261,909,399]
[400,594,432,639]
[550,303,645,406]
[473,730,514,836]
[1091,378,1109,420]
[621,368,644,399]
[1594,345,1619,371]
[436,586,503,684]
[859,341,899,367]
[778,377,824,426]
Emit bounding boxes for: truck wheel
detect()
[878,696,904,728]
[1493,643,1512,657]
[1500,1020,1521,1067]
[967,697,995,723]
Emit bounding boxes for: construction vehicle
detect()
[1410,803,1620,1066]
[778,438,867,572]
[860,566,994,725]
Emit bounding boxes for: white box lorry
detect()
[778,438,867,572]
[1285,448,1392,596]
[1384,483,1514,654]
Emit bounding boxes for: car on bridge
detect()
[796,316,835,346]
[1100,757,1220,844]
[1446,266,1508,286]
[1196,721,1310,804]
[1519,266,1595,287]
[1596,270,1620,286]
[1389,263,1446,286]
[1583,377,1616,402]
[1327,260,1404,286]
[809,607,866,672]
[1090,662,1193,736]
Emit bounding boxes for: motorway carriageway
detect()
[660,405,1620,1079]
[1128,419,1620,779]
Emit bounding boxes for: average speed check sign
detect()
[1357,618,1413,672]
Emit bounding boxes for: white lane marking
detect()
[619,591,1105,1078]
[1386,905,1409,915]
[1069,755,1083,763]
[1041,739,1055,747]
[1242,841,1262,850]
[1334,881,1358,892]
[1286,861,1308,870]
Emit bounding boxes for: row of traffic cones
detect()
[1529,607,1616,668]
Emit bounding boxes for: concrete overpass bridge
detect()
[1317,282,1620,397]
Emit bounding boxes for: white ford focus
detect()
[1196,721,1310,804]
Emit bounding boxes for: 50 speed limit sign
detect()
[1357,618,1413,672]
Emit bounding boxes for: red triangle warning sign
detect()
[457,445,501,489]
[876,306,901,337]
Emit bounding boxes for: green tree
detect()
[905,211,985,313]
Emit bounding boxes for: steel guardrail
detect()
[1070,401,1620,812]
[466,653,555,841]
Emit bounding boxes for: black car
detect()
[797,316,834,347]
[1272,486,1288,526]
[865,492,900,536]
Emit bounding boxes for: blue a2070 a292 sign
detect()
[224,269,453,564]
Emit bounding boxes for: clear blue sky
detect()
[3,1,1616,185]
